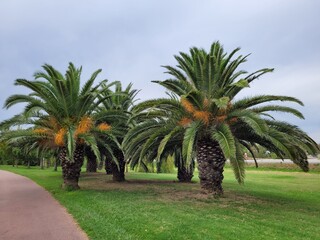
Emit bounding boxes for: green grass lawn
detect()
[1,165,319,240]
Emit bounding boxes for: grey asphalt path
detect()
[0,170,89,240]
[244,157,320,164]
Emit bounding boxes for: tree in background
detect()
[95,82,139,181]
[124,97,195,182]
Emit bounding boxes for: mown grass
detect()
[243,161,320,173]
[0,165,319,240]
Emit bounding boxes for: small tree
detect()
[96,82,139,181]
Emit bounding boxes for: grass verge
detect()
[0,165,319,240]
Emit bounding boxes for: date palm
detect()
[2,63,118,189]
[124,97,195,182]
[127,42,319,196]
[95,82,139,181]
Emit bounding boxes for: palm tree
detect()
[124,97,195,182]
[85,146,98,172]
[2,63,118,189]
[95,82,139,181]
[125,42,319,196]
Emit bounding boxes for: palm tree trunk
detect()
[85,147,97,172]
[197,138,226,196]
[40,158,44,169]
[176,159,194,183]
[105,158,113,175]
[53,152,59,171]
[111,149,125,182]
[177,166,194,182]
[54,157,58,171]
[98,155,104,170]
[60,145,85,190]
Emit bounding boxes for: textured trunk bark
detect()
[197,138,226,196]
[176,159,194,182]
[105,158,113,175]
[177,166,194,182]
[40,158,44,169]
[111,149,125,182]
[46,158,50,168]
[54,157,58,171]
[60,145,85,190]
[85,147,97,172]
[97,154,104,170]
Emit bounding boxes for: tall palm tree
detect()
[2,63,118,189]
[125,42,319,196]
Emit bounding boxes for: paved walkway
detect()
[0,170,88,240]
[244,157,320,164]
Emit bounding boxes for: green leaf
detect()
[211,123,236,160]
[81,134,101,163]
[232,79,249,88]
[156,127,181,162]
[229,141,245,184]
[182,121,200,167]
[66,127,75,162]
[213,96,230,109]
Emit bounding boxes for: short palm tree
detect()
[124,97,195,182]
[126,42,319,196]
[2,63,118,189]
[95,82,139,181]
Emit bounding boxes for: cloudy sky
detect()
[0,0,319,142]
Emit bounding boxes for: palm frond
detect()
[229,140,245,184]
[156,126,182,163]
[210,123,236,160]
[80,133,101,163]
[232,95,304,110]
[252,105,304,119]
[182,121,200,167]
